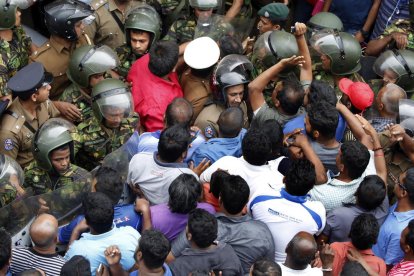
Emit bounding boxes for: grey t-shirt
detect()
[310,140,340,174]
[251,102,303,128]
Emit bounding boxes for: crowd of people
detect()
[0,0,414,275]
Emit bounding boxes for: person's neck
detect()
[378,110,396,120]
[33,245,56,255]
[19,99,39,117]
[114,0,128,11]
[314,136,339,148]
[0,29,13,41]
[283,257,308,271]
[403,253,414,262]
[396,199,414,212]
[138,264,165,276]
[335,172,353,182]
[156,153,182,164]
[190,240,217,251]
[51,35,72,50]
[219,206,243,218]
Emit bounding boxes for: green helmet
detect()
[32,118,75,172]
[251,30,299,72]
[0,153,24,192]
[373,49,414,93]
[311,30,361,76]
[91,79,134,124]
[189,0,217,9]
[67,45,119,88]
[125,4,161,49]
[0,0,17,30]
[308,12,343,32]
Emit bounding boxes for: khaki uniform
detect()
[180,68,211,122]
[0,99,60,169]
[59,83,94,124]
[194,101,249,139]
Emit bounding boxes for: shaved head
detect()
[29,214,58,248]
[378,83,407,116]
[285,231,317,268]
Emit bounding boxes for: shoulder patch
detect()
[204,125,216,139]
[4,138,13,151]
[91,0,108,10]
[30,42,51,58]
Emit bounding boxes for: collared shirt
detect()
[370,117,395,133]
[251,102,304,128]
[388,260,414,276]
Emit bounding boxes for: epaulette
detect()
[91,0,108,10]
[2,113,25,135]
[30,41,51,59]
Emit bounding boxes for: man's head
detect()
[130,31,151,55]
[394,168,414,204]
[242,130,272,166]
[376,83,407,117]
[165,98,194,128]
[135,229,170,271]
[337,141,370,180]
[60,255,91,276]
[400,219,414,258]
[189,0,217,21]
[349,214,379,250]
[92,166,123,205]
[304,80,337,107]
[254,119,283,160]
[0,228,11,272]
[29,214,59,249]
[168,174,201,214]
[257,3,289,34]
[83,192,114,234]
[218,35,243,58]
[209,170,230,198]
[148,41,179,78]
[186,209,217,249]
[217,107,243,138]
[273,80,304,115]
[219,174,249,215]
[49,144,71,175]
[285,159,316,196]
[250,260,281,276]
[306,101,338,141]
[285,232,317,269]
[340,261,369,276]
[158,125,191,163]
[339,78,374,114]
[355,175,386,211]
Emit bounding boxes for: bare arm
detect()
[322,0,332,11]
[355,0,381,42]
[365,32,408,56]
[134,198,152,231]
[294,23,313,83]
[225,0,243,19]
[386,124,414,163]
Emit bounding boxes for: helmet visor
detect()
[10,0,36,9]
[78,45,120,73]
[310,29,342,57]
[216,54,254,76]
[95,90,133,122]
[0,154,24,191]
[373,50,406,79]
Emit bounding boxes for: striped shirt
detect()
[10,247,66,276]
[371,0,409,39]
[388,260,414,276]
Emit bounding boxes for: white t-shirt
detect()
[279,263,323,276]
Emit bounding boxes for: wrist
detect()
[359,29,369,39]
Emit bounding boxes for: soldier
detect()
[60,45,120,124]
[24,118,91,195]
[31,0,93,101]
[0,154,25,207]
[115,4,162,77]
[256,3,289,35]
[0,0,34,102]
[194,54,252,139]
[0,62,60,169]
[73,78,139,171]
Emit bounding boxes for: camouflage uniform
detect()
[23,161,91,195]
[59,83,94,123]
[380,19,414,51]
[0,181,17,208]
[115,44,142,77]
[0,26,31,96]
[73,115,138,171]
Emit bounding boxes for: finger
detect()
[189,161,194,169]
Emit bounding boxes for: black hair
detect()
[165,98,194,128]
[158,125,191,162]
[269,18,287,28]
[242,130,271,166]
[340,141,370,180]
[0,228,11,270]
[350,214,379,250]
[94,166,123,205]
[188,209,217,248]
[149,40,179,77]
[253,119,283,159]
[219,35,243,58]
[51,143,70,153]
[308,80,337,106]
[285,234,318,268]
[168,174,201,214]
[17,269,44,276]
[307,100,338,139]
[218,107,243,138]
[405,219,414,251]
[60,255,91,276]
[355,175,386,210]
[251,259,282,276]
[209,170,230,198]
[405,168,414,204]
[83,192,114,234]
[277,80,304,115]
[220,175,250,214]
[136,229,171,270]
[285,159,316,196]
[340,261,369,276]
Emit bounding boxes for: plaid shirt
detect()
[370,117,395,133]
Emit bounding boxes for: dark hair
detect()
[251,259,282,276]
[355,175,386,210]
[286,234,318,268]
[188,209,217,248]
[405,219,414,251]
[219,35,243,58]
[285,159,316,196]
[158,125,191,162]
[60,255,91,276]
[340,261,369,276]
[350,214,379,250]
[405,168,414,204]
[50,143,70,154]
[0,228,11,270]
[168,174,201,214]
[242,130,271,166]
[308,80,337,106]
[218,107,243,138]
[17,269,44,276]
[307,100,338,139]
[340,141,370,180]
[165,98,194,128]
[277,80,304,115]
[84,192,114,234]
[269,17,287,28]
[136,229,170,270]
[220,175,250,214]
[254,119,283,159]
[149,40,179,77]
[209,170,230,198]
[94,166,123,205]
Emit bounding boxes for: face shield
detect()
[310,29,344,59]
[0,154,24,194]
[78,45,120,73]
[214,54,253,81]
[94,89,133,123]
[9,0,36,9]
[399,99,414,135]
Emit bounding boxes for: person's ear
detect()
[273,25,281,31]
[136,251,143,261]
[378,102,384,111]
[31,92,38,102]
[312,130,319,139]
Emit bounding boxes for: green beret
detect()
[258,3,289,22]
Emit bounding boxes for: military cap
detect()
[258,3,289,22]
[6,62,53,97]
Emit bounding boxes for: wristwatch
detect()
[359,29,370,39]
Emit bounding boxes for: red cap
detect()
[339,78,374,111]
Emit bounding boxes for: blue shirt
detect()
[373,203,414,265]
[283,113,346,142]
[129,264,172,276]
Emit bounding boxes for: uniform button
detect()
[16,126,19,129]
[46,44,50,47]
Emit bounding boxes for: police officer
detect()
[24,118,91,195]
[115,4,162,77]
[0,62,60,169]
[60,45,120,123]
[73,78,139,171]
[31,0,93,101]
[194,54,252,139]
[0,0,33,101]
[0,154,25,207]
